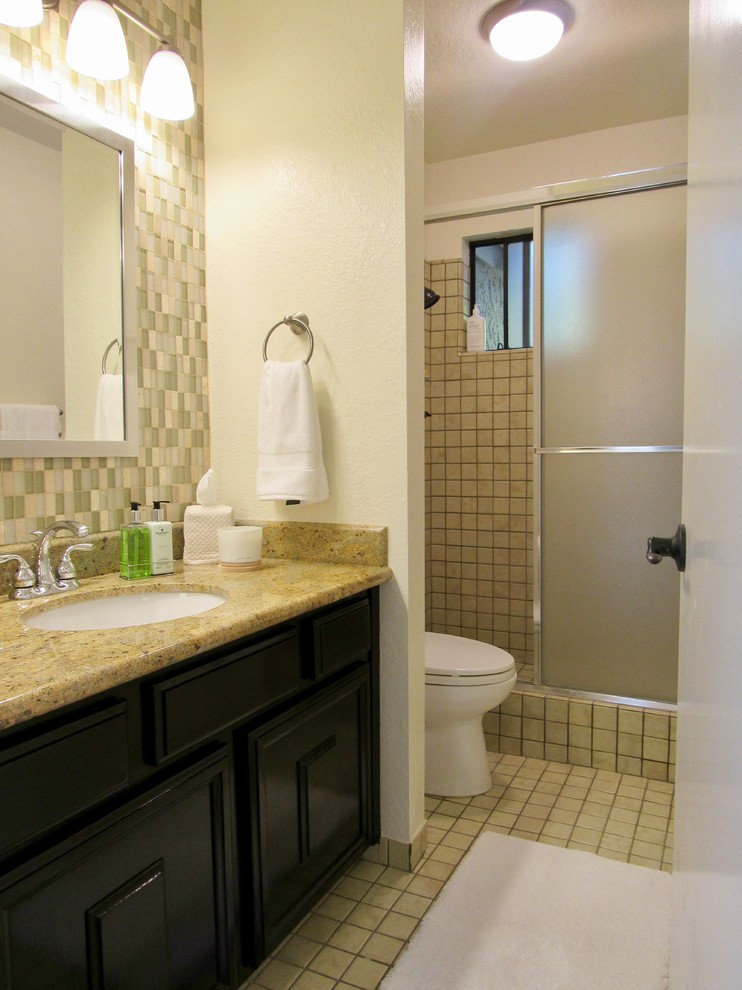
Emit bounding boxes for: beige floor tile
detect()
[439,830,475,851]
[540,820,573,841]
[609,806,640,825]
[316,895,357,922]
[360,932,405,965]
[276,935,323,969]
[599,832,632,854]
[297,915,341,944]
[344,903,386,932]
[342,956,388,990]
[327,924,372,955]
[416,857,456,882]
[376,867,413,891]
[576,812,609,831]
[460,805,490,822]
[347,861,387,883]
[392,891,434,919]
[513,815,545,834]
[406,874,445,899]
[308,945,355,980]
[427,844,465,867]
[376,911,420,941]
[361,885,401,911]
[538,833,568,847]
[251,958,303,990]
[292,972,337,990]
[597,847,629,863]
[332,877,372,902]
[631,840,663,861]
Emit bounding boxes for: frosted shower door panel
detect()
[540,452,682,703]
[542,185,686,448]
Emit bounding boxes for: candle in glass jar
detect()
[217,526,262,564]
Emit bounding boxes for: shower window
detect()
[469,234,533,350]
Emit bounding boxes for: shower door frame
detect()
[531,168,688,705]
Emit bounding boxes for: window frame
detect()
[469,232,533,350]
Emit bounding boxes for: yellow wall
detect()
[203,0,426,846]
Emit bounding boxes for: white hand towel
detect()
[93,374,124,441]
[0,403,60,439]
[257,360,329,504]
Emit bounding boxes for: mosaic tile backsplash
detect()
[0,0,209,546]
[424,258,534,668]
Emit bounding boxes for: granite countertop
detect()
[0,557,392,732]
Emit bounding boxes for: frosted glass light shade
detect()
[66,0,129,80]
[488,9,565,61]
[0,0,43,27]
[140,47,194,120]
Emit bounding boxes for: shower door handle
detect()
[646,524,686,572]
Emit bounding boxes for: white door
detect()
[671,1,742,986]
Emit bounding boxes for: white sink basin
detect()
[23,590,227,631]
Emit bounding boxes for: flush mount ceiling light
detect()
[0,0,56,28]
[481,0,574,62]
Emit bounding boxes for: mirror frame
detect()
[0,74,138,458]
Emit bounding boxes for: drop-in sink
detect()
[22,590,227,631]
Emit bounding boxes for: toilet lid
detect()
[424,631,515,677]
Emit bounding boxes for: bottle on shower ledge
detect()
[120,501,152,580]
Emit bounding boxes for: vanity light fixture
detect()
[481,0,574,61]
[0,0,52,28]
[15,0,196,119]
[66,0,129,79]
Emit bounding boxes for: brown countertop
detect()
[0,558,392,731]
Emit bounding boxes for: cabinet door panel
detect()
[309,598,371,679]
[0,701,129,857]
[0,751,232,990]
[147,629,304,763]
[248,671,371,956]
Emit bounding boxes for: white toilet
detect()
[425,631,516,797]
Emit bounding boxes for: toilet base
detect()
[425,715,493,797]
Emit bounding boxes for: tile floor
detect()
[242,751,675,990]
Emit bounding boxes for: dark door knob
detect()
[646,523,686,572]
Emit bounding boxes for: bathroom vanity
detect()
[0,559,389,988]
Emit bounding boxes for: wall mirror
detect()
[0,74,138,457]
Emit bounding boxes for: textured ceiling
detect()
[424,0,690,163]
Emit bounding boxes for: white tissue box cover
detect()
[183,504,234,565]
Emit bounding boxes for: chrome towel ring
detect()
[262,312,314,364]
[101,338,122,374]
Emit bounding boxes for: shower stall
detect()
[536,181,687,704]
[425,168,687,709]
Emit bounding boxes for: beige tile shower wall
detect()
[484,690,677,783]
[424,259,534,666]
[0,1,208,545]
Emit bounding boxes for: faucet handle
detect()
[57,543,95,581]
[0,554,36,591]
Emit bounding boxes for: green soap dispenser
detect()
[120,501,152,580]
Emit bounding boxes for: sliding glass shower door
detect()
[539,184,686,703]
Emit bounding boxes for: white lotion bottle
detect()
[146,499,174,574]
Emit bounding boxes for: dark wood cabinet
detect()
[246,668,372,957]
[0,750,232,990]
[0,587,380,989]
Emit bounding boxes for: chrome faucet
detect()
[0,520,93,600]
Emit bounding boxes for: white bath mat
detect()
[381,830,671,990]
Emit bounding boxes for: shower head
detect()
[424,287,440,310]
